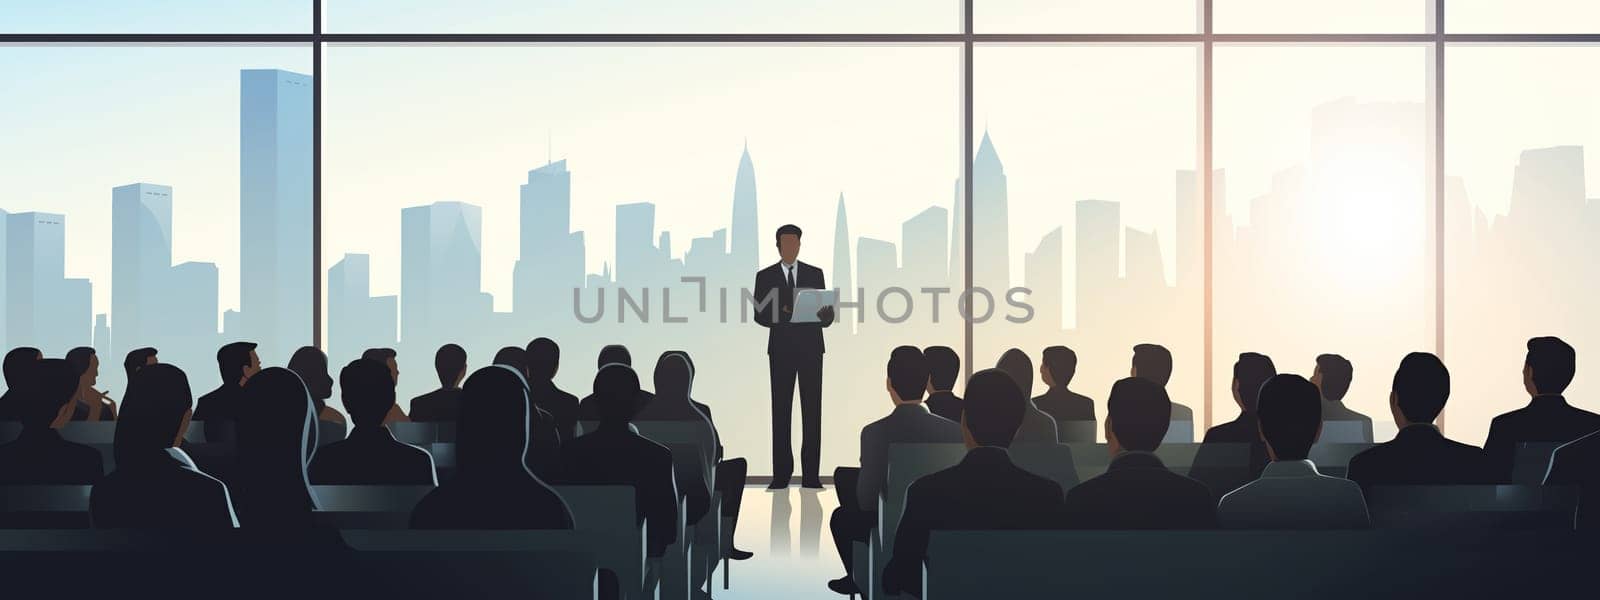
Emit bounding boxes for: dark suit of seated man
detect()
[526,337,583,439]
[1545,429,1600,531]
[994,348,1059,444]
[579,345,657,421]
[921,346,964,423]
[555,363,680,559]
[1312,353,1374,443]
[1133,343,1196,433]
[309,359,437,486]
[827,346,963,596]
[1061,377,1217,530]
[408,343,467,422]
[1483,337,1600,482]
[1218,374,1370,529]
[0,359,105,484]
[882,368,1064,599]
[1347,352,1493,493]
[1033,345,1095,430]
[193,341,262,445]
[1190,352,1275,496]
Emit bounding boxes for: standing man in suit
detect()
[1484,337,1600,481]
[754,224,834,489]
[1346,352,1492,493]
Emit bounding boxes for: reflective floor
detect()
[720,486,843,599]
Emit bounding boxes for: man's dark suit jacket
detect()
[924,391,963,423]
[1346,424,1494,493]
[1034,387,1095,422]
[408,387,462,423]
[194,383,244,444]
[857,404,964,512]
[1322,399,1375,441]
[308,425,437,485]
[1484,395,1600,481]
[579,389,655,422]
[91,448,237,528]
[1191,412,1269,495]
[882,446,1064,598]
[556,423,681,557]
[0,427,104,484]
[530,378,583,439]
[1545,430,1600,531]
[1062,451,1217,530]
[753,261,833,355]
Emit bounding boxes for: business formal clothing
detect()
[524,405,564,481]
[1062,451,1217,530]
[556,422,681,557]
[308,425,437,486]
[1217,460,1370,530]
[0,427,104,484]
[578,389,655,422]
[194,383,244,444]
[91,448,239,528]
[530,378,583,439]
[832,404,962,580]
[1544,430,1600,531]
[1484,394,1600,482]
[754,260,833,483]
[882,446,1064,598]
[1013,401,1060,444]
[635,396,718,492]
[408,387,462,423]
[1034,387,1095,423]
[924,391,963,423]
[1190,413,1269,496]
[1346,424,1494,493]
[1321,398,1375,443]
[1171,401,1195,424]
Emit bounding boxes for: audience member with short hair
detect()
[193,341,261,444]
[1190,352,1274,493]
[65,346,116,421]
[362,347,409,423]
[526,337,582,438]
[1033,346,1095,439]
[409,343,468,422]
[1483,336,1600,481]
[122,347,158,381]
[230,367,322,529]
[309,359,436,486]
[492,346,564,479]
[1217,374,1369,529]
[1311,354,1373,443]
[994,348,1059,444]
[922,345,964,422]
[0,346,43,421]
[1132,343,1196,427]
[579,344,656,420]
[1061,377,1216,530]
[1346,352,1492,492]
[0,358,105,484]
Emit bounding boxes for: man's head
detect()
[923,345,960,393]
[775,224,802,264]
[526,337,561,381]
[216,342,260,387]
[1257,374,1323,461]
[655,352,693,400]
[492,346,530,380]
[594,363,642,423]
[123,347,158,381]
[1105,377,1172,454]
[3,347,42,389]
[961,369,1028,448]
[1131,343,1174,387]
[1231,352,1277,413]
[1391,352,1450,427]
[1312,354,1353,402]
[65,346,98,388]
[1040,345,1077,389]
[995,348,1035,397]
[434,343,468,389]
[1524,336,1576,396]
[341,358,397,428]
[597,344,632,369]
[362,348,399,383]
[21,359,80,430]
[886,346,928,404]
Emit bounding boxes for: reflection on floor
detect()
[720,486,841,599]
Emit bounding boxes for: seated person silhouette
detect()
[493,346,564,480]
[309,359,437,486]
[1132,343,1195,428]
[231,367,325,530]
[65,347,116,421]
[362,347,410,423]
[122,347,158,382]
[828,346,962,596]
[921,346,964,422]
[1190,352,1275,494]
[645,350,755,561]
[410,365,575,530]
[882,369,1065,599]
[193,341,262,444]
[1217,374,1370,529]
[91,363,239,528]
[1311,353,1373,443]
[1346,352,1493,493]
[0,346,43,421]
[288,346,347,460]
[1033,345,1095,436]
[409,343,467,423]
[632,354,715,526]
[994,348,1058,444]
[1484,336,1600,482]
[0,358,105,484]
[527,337,582,438]
[1061,377,1216,529]
[1545,429,1600,531]
[580,344,657,420]
[555,363,680,558]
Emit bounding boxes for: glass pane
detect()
[1214,46,1431,442]
[1449,0,1600,33]
[0,1,309,33]
[977,1,1198,33]
[0,45,313,399]
[1215,0,1430,33]
[325,0,958,33]
[973,45,1202,441]
[1445,46,1600,446]
[323,44,961,474]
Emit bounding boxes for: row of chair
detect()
[1053,419,1369,445]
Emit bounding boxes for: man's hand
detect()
[817,306,835,322]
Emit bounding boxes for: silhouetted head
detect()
[341,359,397,428]
[1391,352,1449,427]
[961,369,1027,448]
[663,350,696,379]
[457,366,534,478]
[287,346,334,410]
[525,338,560,381]
[1041,345,1077,389]
[597,344,632,369]
[655,352,692,403]
[18,359,79,430]
[1231,352,1277,414]
[595,363,642,424]
[122,347,158,381]
[1106,377,1172,454]
[1312,354,1353,402]
[65,346,99,388]
[775,224,803,264]
[995,348,1034,397]
[887,346,927,404]
[362,348,399,383]
[1257,374,1322,461]
[216,342,261,387]
[4,347,43,389]
[493,346,531,381]
[1525,336,1576,396]
[431,343,467,389]
[233,367,318,525]
[923,346,960,392]
[1132,343,1174,387]
[114,363,194,466]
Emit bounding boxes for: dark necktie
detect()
[786,265,795,289]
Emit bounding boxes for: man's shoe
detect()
[766,478,790,490]
[801,477,825,489]
[827,577,861,595]
[727,547,755,561]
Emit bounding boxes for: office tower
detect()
[1124,227,1165,292]
[948,179,963,291]
[329,253,398,364]
[1024,227,1063,333]
[93,314,110,360]
[1175,169,1224,294]
[6,212,91,354]
[730,143,759,275]
[401,201,486,349]
[615,202,659,287]
[165,261,219,386]
[972,132,1011,296]
[685,228,730,280]
[902,206,948,291]
[1075,200,1120,332]
[856,237,899,328]
[832,194,854,311]
[239,69,312,363]
[111,183,174,357]
[514,160,586,320]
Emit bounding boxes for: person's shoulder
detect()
[64,439,103,464]
[756,263,781,277]
[799,261,823,275]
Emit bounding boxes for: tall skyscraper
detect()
[972,132,1011,295]
[902,206,949,291]
[730,143,759,274]
[6,212,91,353]
[856,237,899,327]
[239,68,312,363]
[948,180,963,291]
[165,261,220,380]
[616,202,660,287]
[514,159,586,320]
[1024,227,1063,333]
[401,201,486,349]
[1075,200,1120,331]
[111,182,173,357]
[832,194,854,313]
[329,253,398,364]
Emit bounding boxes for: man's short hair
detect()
[1233,352,1277,413]
[434,344,467,388]
[216,342,258,384]
[1526,336,1577,395]
[887,346,928,402]
[21,359,80,428]
[962,369,1027,447]
[1314,354,1353,401]
[598,344,632,369]
[1393,352,1450,424]
[1132,343,1174,386]
[123,347,158,380]
[594,363,642,422]
[775,224,802,245]
[362,347,397,362]
[340,358,397,427]
[1106,377,1172,452]
[923,346,960,391]
[526,337,560,380]
[493,346,529,378]
[1257,374,1323,461]
[1041,346,1078,386]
